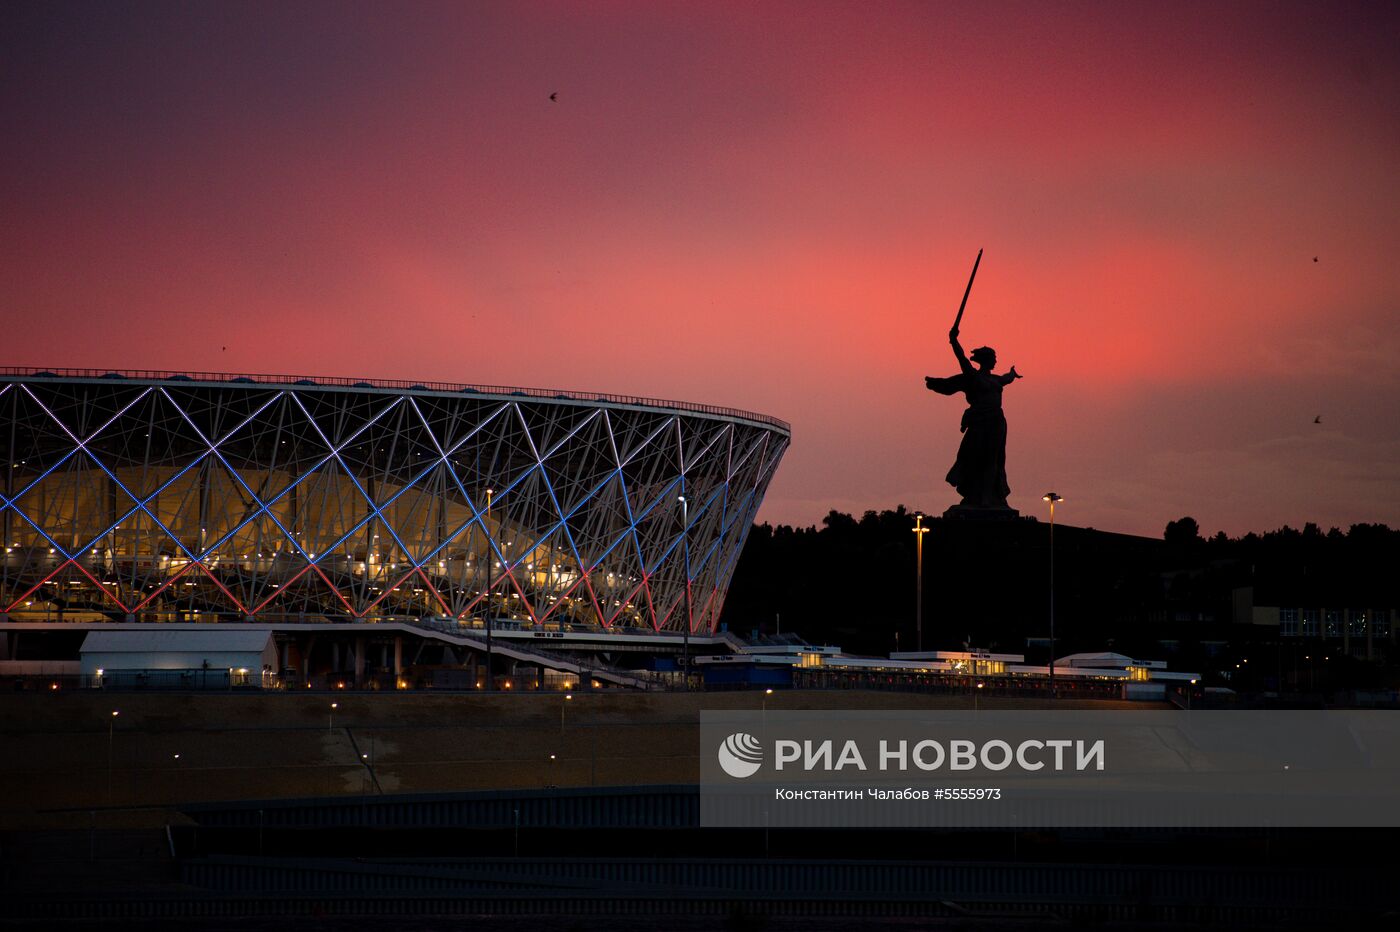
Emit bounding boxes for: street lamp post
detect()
[484,488,494,691]
[561,692,572,734]
[912,514,929,652]
[328,701,338,733]
[1042,493,1063,699]
[107,710,119,805]
[679,494,691,692]
[761,687,774,726]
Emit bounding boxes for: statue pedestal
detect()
[943,504,1021,521]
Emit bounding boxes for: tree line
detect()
[717,508,1400,661]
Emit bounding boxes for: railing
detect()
[793,668,1130,700]
[404,615,660,690]
[0,671,593,692]
[0,366,790,432]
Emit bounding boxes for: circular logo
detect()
[717,732,764,779]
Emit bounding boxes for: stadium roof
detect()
[0,367,789,432]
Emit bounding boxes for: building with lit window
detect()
[1234,587,1396,661]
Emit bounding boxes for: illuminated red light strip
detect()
[455,588,488,619]
[684,578,694,634]
[654,579,706,634]
[192,560,249,615]
[451,562,534,623]
[414,566,452,616]
[363,564,424,614]
[696,587,718,635]
[655,590,680,632]
[251,561,315,614]
[498,562,537,624]
[602,576,648,627]
[534,571,590,626]
[580,571,607,629]
[132,560,198,611]
[2,558,136,615]
[70,561,129,614]
[310,562,356,616]
[642,575,659,632]
[4,561,76,613]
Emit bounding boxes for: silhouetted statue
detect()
[925,325,1022,513]
[923,249,1021,517]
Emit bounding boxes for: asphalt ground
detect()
[0,690,1149,824]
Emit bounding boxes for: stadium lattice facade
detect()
[0,371,788,635]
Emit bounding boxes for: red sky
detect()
[3,0,1398,537]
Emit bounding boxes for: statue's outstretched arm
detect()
[998,366,1023,385]
[949,328,973,375]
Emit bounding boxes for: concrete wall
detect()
[0,660,81,677]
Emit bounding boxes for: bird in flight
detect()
[1314,416,1322,424]
[1313,256,1319,262]
[549,92,557,102]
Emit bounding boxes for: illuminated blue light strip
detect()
[616,469,647,577]
[632,475,686,576]
[8,505,75,561]
[26,388,286,564]
[292,395,526,569]
[403,397,511,567]
[510,403,594,611]
[56,385,288,561]
[21,383,154,448]
[183,391,406,562]
[71,453,215,574]
[2,380,784,625]
[9,384,162,558]
[287,393,420,563]
[711,440,770,600]
[723,436,786,592]
[1,461,77,518]
[5,381,161,505]
[608,413,677,575]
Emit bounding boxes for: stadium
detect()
[0,369,789,686]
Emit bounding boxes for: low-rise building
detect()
[1233,586,1395,660]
